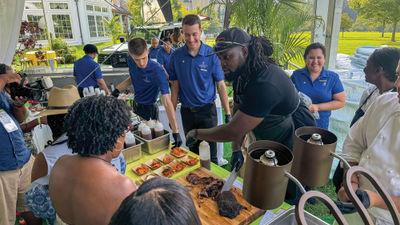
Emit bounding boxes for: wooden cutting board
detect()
[176,167,265,225]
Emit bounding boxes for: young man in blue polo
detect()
[149,38,161,62]
[73,44,110,97]
[167,14,231,164]
[112,38,182,148]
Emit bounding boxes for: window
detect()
[95,6,101,12]
[25,2,43,9]
[27,15,46,40]
[88,15,97,37]
[52,14,73,39]
[96,16,105,37]
[86,5,93,11]
[49,3,68,9]
[102,7,108,13]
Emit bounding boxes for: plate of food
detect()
[169,160,187,171]
[181,155,199,166]
[157,153,174,164]
[144,159,163,170]
[132,164,150,176]
[170,147,187,158]
[155,166,176,178]
[140,173,159,182]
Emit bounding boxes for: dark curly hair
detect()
[109,177,201,225]
[244,36,279,75]
[368,47,400,82]
[64,95,131,156]
[47,114,66,140]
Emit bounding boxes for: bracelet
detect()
[37,117,42,128]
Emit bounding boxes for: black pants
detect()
[133,101,159,121]
[77,86,98,98]
[333,163,344,193]
[181,102,218,164]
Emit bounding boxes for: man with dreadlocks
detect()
[186,27,300,172]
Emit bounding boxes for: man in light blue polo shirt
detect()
[73,44,110,97]
[149,38,161,62]
[167,14,231,163]
[113,38,182,148]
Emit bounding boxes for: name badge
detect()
[0,109,19,133]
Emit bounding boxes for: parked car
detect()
[98,22,206,68]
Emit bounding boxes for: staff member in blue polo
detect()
[149,38,161,62]
[73,44,111,97]
[157,38,174,69]
[167,14,231,164]
[112,38,182,148]
[290,43,345,129]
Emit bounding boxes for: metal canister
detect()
[307,133,323,145]
[260,150,278,166]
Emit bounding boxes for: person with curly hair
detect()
[109,177,201,225]
[49,95,136,225]
[185,27,300,172]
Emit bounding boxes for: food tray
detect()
[134,129,170,154]
[132,164,150,176]
[144,159,163,170]
[154,166,176,178]
[121,139,143,163]
[265,206,328,225]
[169,160,187,171]
[170,147,187,158]
[140,173,159,182]
[157,153,174,164]
[181,155,199,166]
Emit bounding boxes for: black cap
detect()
[210,27,251,56]
[83,44,98,54]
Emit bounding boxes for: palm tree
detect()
[207,0,313,68]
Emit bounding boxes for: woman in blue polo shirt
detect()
[291,43,346,129]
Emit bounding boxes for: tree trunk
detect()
[382,20,385,38]
[392,21,397,42]
[223,0,233,30]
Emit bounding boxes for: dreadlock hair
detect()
[47,114,66,140]
[64,95,131,157]
[244,36,279,75]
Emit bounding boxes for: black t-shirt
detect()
[233,64,299,149]
[234,64,299,118]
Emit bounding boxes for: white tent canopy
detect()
[0,0,25,66]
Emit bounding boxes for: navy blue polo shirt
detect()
[73,55,102,87]
[128,56,169,105]
[167,43,224,107]
[156,47,175,68]
[0,90,31,171]
[291,67,344,128]
[149,46,161,60]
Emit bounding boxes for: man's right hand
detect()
[185,129,197,148]
[231,151,244,172]
[111,89,120,97]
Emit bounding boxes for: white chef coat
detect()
[342,92,400,224]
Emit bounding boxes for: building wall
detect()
[182,0,210,11]
[22,0,112,46]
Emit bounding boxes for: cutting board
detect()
[176,167,265,225]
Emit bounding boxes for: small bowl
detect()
[154,166,176,178]
[144,159,163,170]
[170,147,187,158]
[140,173,159,182]
[170,160,187,171]
[157,153,174,164]
[181,155,199,166]
[132,164,150,176]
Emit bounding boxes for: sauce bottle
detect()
[199,141,211,170]
[125,131,136,147]
[154,121,164,138]
[141,125,152,140]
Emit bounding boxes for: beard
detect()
[225,71,238,82]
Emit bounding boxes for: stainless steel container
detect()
[134,129,170,154]
[122,139,143,163]
[243,140,293,210]
[265,207,328,225]
[291,127,337,187]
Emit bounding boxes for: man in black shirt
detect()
[186,28,299,170]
